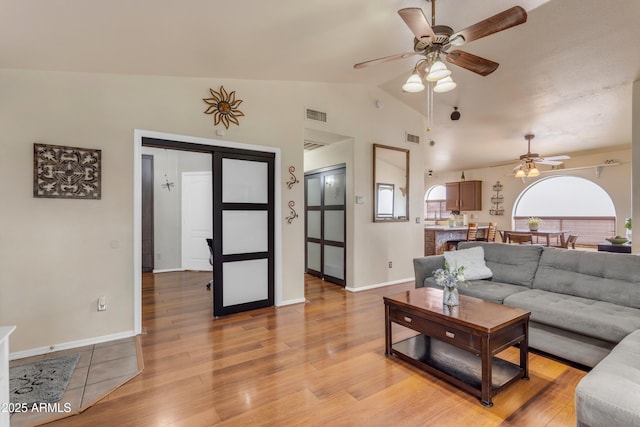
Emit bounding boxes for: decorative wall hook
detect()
[285,200,299,224]
[286,166,299,189]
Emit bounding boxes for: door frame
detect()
[133,129,282,333]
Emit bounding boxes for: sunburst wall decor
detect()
[203,86,245,129]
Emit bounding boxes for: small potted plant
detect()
[527,217,542,231]
[625,217,632,242]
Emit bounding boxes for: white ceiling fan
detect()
[513,134,570,178]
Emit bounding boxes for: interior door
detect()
[212,151,275,316]
[305,166,346,286]
[141,154,154,272]
[181,171,213,271]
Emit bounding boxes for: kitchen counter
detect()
[423,225,489,255]
[424,225,489,231]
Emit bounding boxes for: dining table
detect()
[503,230,568,247]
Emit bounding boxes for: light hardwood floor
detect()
[49,272,586,426]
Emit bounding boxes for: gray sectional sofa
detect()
[413,241,640,426]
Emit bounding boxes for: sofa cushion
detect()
[533,247,640,309]
[424,277,528,304]
[458,241,543,288]
[575,329,640,427]
[444,246,492,280]
[503,289,640,343]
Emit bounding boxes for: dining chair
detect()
[507,232,533,244]
[563,234,579,249]
[206,238,214,290]
[446,223,478,251]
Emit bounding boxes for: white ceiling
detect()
[2,0,639,172]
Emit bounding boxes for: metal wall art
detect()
[203,85,245,129]
[286,166,299,189]
[33,143,101,199]
[490,181,504,215]
[285,201,299,224]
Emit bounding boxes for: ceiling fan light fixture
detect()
[527,165,540,177]
[433,76,456,93]
[426,59,451,81]
[402,72,425,93]
[515,168,526,178]
[449,34,465,46]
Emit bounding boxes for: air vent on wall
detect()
[304,141,327,151]
[306,108,327,123]
[406,132,420,144]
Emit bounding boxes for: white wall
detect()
[633,80,640,253]
[0,68,426,353]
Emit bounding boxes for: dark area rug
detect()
[10,353,80,406]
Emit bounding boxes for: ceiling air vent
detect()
[306,108,327,123]
[406,132,420,144]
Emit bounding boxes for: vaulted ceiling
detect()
[1,0,638,172]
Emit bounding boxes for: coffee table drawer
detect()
[389,307,481,352]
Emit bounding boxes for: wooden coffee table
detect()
[384,287,530,406]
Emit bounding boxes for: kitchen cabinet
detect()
[446,180,482,211]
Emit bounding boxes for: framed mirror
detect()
[373,144,409,222]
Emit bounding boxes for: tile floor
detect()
[9,336,142,427]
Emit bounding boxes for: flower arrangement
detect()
[433,261,468,306]
[526,217,542,231]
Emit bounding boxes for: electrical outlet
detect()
[98,296,107,312]
[388,261,393,268]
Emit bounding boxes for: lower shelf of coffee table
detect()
[392,334,523,395]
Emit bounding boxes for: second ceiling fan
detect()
[513,134,571,178]
[354,0,528,92]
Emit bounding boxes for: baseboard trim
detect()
[277,297,306,307]
[152,268,186,273]
[9,330,137,360]
[345,277,414,293]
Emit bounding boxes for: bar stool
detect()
[446,223,478,251]
[477,222,497,242]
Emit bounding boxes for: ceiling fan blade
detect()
[445,50,499,76]
[513,163,524,171]
[537,160,564,166]
[353,52,416,69]
[398,8,436,44]
[450,6,527,45]
[543,155,571,161]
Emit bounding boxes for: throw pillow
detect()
[444,246,493,280]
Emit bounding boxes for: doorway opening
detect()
[304,165,346,285]
[133,130,282,329]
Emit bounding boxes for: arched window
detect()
[424,185,451,220]
[513,176,616,245]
